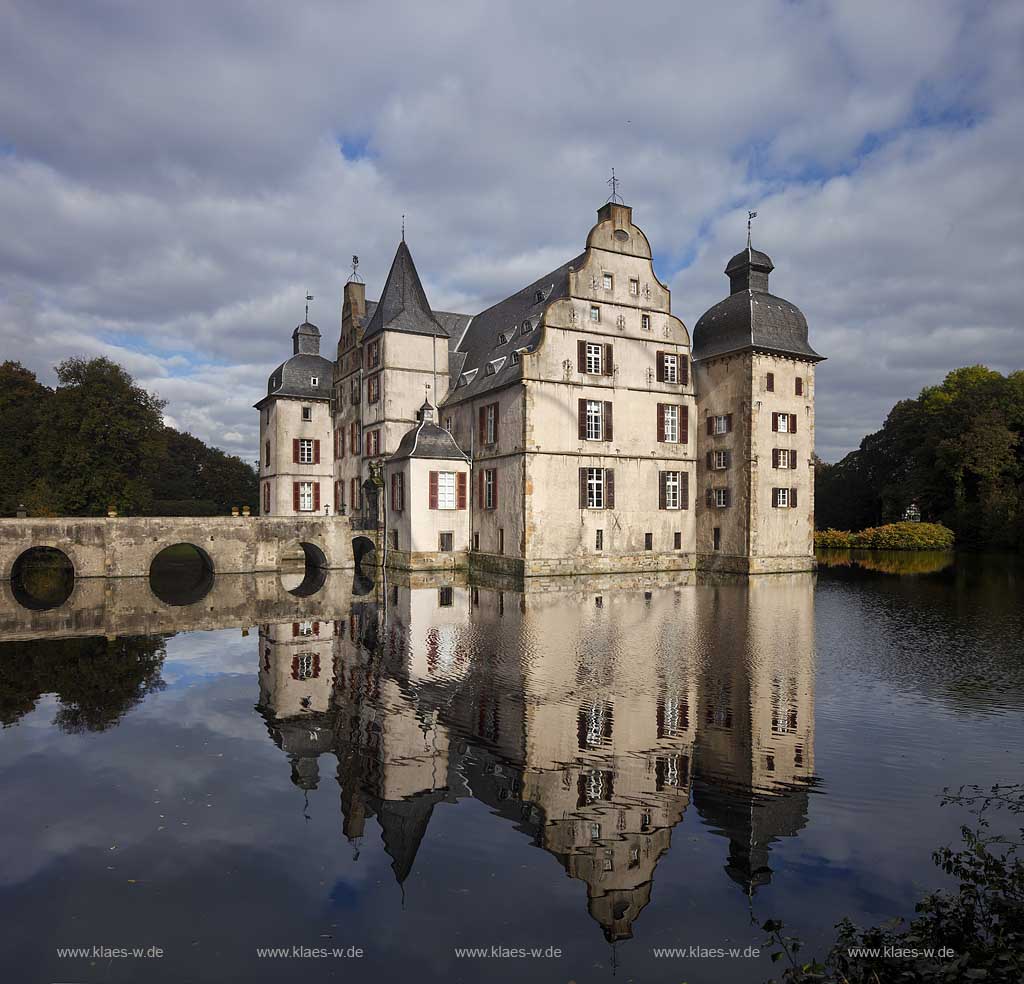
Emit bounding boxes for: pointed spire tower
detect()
[363,241,447,340]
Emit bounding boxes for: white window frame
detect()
[298,439,314,464]
[779,448,791,469]
[629,278,639,296]
[663,404,679,443]
[714,449,728,470]
[714,488,728,508]
[589,305,600,323]
[585,400,603,441]
[310,376,319,387]
[439,531,454,553]
[664,471,681,510]
[485,403,497,444]
[585,342,603,375]
[295,652,315,680]
[602,273,613,291]
[436,471,456,510]
[298,620,314,636]
[641,314,651,331]
[777,413,790,433]
[484,470,496,509]
[663,353,679,383]
[714,415,729,435]
[775,487,790,508]
[298,482,314,511]
[586,467,604,509]
[301,406,312,422]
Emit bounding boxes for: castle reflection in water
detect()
[256,571,817,943]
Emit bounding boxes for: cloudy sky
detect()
[1,0,1021,463]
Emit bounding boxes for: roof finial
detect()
[305,291,313,322]
[606,168,624,204]
[401,214,405,243]
[747,210,758,249]
[348,255,363,284]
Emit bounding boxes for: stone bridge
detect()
[0,516,379,580]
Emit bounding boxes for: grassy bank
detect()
[814,521,954,551]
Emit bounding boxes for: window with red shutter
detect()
[656,352,665,382]
[603,343,613,376]
[578,399,587,441]
[772,448,780,468]
[577,339,586,373]
[659,472,667,509]
[725,413,733,433]
[456,472,467,510]
[680,405,688,444]
[706,416,714,436]
[795,377,804,396]
[313,439,320,464]
[790,487,798,508]
[578,468,587,508]
[478,469,484,507]
[429,471,438,509]
[292,482,300,512]
[292,438,299,463]
[790,413,798,433]
[605,468,615,508]
[313,483,320,511]
[604,401,613,441]
[657,404,666,442]
[680,357,689,386]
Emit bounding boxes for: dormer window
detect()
[510,351,520,365]
[485,363,496,376]
[498,332,508,345]
[535,289,545,303]
[310,376,319,387]
[521,320,532,335]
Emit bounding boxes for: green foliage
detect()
[814,522,954,551]
[816,548,955,575]
[764,784,1024,983]
[816,367,1024,550]
[0,360,257,516]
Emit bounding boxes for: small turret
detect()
[292,321,321,356]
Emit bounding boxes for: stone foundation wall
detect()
[384,548,469,572]
[697,552,816,575]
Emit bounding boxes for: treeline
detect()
[0,358,257,517]
[816,366,1024,550]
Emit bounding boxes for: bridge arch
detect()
[149,542,215,607]
[10,546,76,611]
[279,540,329,597]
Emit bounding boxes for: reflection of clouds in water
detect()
[159,626,257,685]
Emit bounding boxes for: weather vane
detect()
[305,291,314,321]
[349,254,363,283]
[401,214,405,242]
[606,168,624,204]
[747,210,758,247]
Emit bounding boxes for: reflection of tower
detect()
[256,618,337,796]
[691,573,816,893]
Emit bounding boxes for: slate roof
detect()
[363,241,448,340]
[692,247,824,363]
[391,406,470,462]
[443,252,586,404]
[259,350,334,404]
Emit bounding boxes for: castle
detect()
[256,199,824,575]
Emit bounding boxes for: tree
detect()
[0,362,52,514]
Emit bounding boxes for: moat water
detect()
[0,552,1021,983]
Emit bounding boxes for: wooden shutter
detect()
[724,450,732,468]
[579,468,587,508]
[577,339,586,373]
[340,430,345,457]
[478,469,484,507]
[790,487,798,508]
[772,448,780,469]
[706,416,714,436]
[766,372,774,392]
[772,488,780,508]
[795,377,803,396]
[605,469,615,509]
[681,471,689,509]
[604,401,613,441]
[314,439,321,464]
[658,472,667,509]
[292,482,300,511]
[264,483,270,513]
[313,483,320,511]
[706,451,713,469]
[656,352,665,382]
[723,487,731,507]
[428,471,438,509]
[292,438,299,463]
[706,487,714,508]
[578,399,587,440]
[603,344,613,376]
[657,403,666,442]
[725,413,733,433]
[456,472,467,510]
[771,412,778,432]
[790,413,798,433]
[292,622,299,637]
[493,402,499,440]
[350,422,357,449]
[680,357,689,386]
[680,405,688,444]
[492,470,499,510]
[478,406,486,443]
[390,474,397,511]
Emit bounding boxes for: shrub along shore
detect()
[814,521,955,551]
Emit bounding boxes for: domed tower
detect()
[692,241,824,573]
[255,319,336,515]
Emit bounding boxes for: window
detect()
[585,342,603,374]
[473,531,480,551]
[521,320,533,335]
[483,469,496,509]
[602,273,613,290]
[644,532,653,551]
[301,406,312,422]
[714,414,730,435]
[391,472,404,512]
[795,376,804,396]
[662,471,682,509]
[498,528,505,555]
[498,332,508,345]
[777,412,789,433]
[365,429,380,456]
[629,278,639,296]
[714,449,729,470]
[265,441,270,467]
[641,313,651,331]
[774,448,793,469]
[595,529,604,550]
[439,532,454,552]
[663,353,679,383]
[586,400,603,440]
[589,305,600,322]
[351,477,361,511]
[366,340,380,369]
[674,531,682,550]
[436,471,456,510]
[299,439,314,464]
[350,422,358,452]
[367,374,380,404]
[714,488,730,508]
[766,372,775,392]
[310,376,319,387]
[586,467,604,508]
[479,402,499,445]
[263,482,270,513]
[297,621,314,637]
[774,487,790,508]
[389,529,398,549]
[350,380,359,405]
[298,482,314,511]
[713,527,721,551]
[510,351,520,365]
[444,416,453,432]
[662,404,679,443]
[438,586,454,607]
